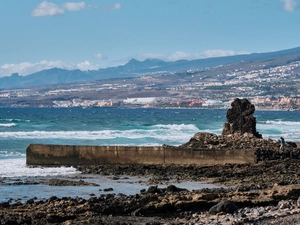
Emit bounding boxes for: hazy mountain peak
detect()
[1,46,300,89]
[127,58,141,64]
[11,73,20,77]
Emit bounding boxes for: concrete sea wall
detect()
[26,144,256,165]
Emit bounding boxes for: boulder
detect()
[208,200,237,214]
[222,98,262,138]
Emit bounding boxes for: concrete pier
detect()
[26,144,256,165]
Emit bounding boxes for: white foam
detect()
[265,120,300,126]
[0,123,16,127]
[0,151,24,157]
[257,120,300,141]
[155,124,199,131]
[0,158,79,177]
[0,124,199,144]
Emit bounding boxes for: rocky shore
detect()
[0,158,299,224]
[1,98,298,224]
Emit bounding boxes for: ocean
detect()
[0,107,299,201]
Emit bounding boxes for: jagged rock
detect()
[222,98,262,138]
[179,131,300,161]
[180,99,270,150]
[177,98,300,162]
[177,98,300,161]
[181,132,278,150]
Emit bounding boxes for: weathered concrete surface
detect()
[26,144,256,165]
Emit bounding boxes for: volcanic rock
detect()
[222,98,262,138]
[208,200,237,214]
[177,98,300,162]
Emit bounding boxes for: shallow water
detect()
[0,174,220,203]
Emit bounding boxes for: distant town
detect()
[1,57,300,110]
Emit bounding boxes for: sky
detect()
[1,0,300,78]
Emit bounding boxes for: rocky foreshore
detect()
[0,159,299,224]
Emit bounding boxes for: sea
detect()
[0,107,299,202]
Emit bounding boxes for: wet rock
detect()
[208,200,237,215]
[103,187,114,192]
[146,185,160,194]
[25,198,35,204]
[166,185,182,193]
[47,178,99,186]
[0,202,9,207]
[0,175,300,224]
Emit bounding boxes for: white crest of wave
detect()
[257,120,300,142]
[0,151,24,157]
[0,124,199,143]
[265,120,300,126]
[0,158,79,177]
[0,123,16,127]
[155,124,199,131]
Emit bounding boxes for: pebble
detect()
[183,199,300,225]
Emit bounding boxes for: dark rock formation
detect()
[222,98,262,138]
[179,132,297,151]
[0,182,300,224]
[177,98,300,162]
[209,200,237,214]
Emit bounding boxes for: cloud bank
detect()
[134,50,249,62]
[0,60,100,77]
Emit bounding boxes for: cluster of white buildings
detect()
[52,97,232,108]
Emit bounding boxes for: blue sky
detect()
[1,0,300,77]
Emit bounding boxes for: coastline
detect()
[0,159,300,224]
[1,105,300,224]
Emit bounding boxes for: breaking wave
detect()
[0,123,16,127]
[0,124,200,146]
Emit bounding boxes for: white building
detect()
[202,100,224,107]
[123,97,156,105]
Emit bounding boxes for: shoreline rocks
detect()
[0,159,299,224]
[0,182,299,224]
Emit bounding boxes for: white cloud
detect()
[31,1,64,17]
[94,53,108,60]
[200,49,249,58]
[167,51,200,61]
[77,61,100,71]
[32,1,94,17]
[133,52,195,62]
[113,3,121,9]
[280,0,297,12]
[133,50,248,62]
[103,3,121,12]
[63,2,88,11]
[0,60,101,77]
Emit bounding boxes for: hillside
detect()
[1,46,300,89]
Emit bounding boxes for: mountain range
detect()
[1,46,300,89]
